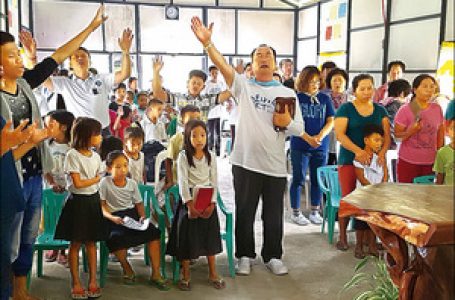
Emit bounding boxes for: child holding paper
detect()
[167,119,224,291]
[100,150,169,290]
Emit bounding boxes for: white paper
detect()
[122,216,150,231]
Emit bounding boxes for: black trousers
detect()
[207,118,221,156]
[232,165,287,263]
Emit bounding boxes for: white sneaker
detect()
[290,212,310,226]
[236,257,252,275]
[309,211,323,224]
[265,259,288,275]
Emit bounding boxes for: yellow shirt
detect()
[166,132,184,182]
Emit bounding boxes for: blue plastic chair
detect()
[28,189,69,287]
[165,185,235,283]
[317,165,342,244]
[413,174,436,184]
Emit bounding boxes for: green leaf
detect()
[355,256,371,272]
[354,291,374,300]
[340,273,370,293]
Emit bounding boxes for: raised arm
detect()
[19,30,37,67]
[114,28,133,85]
[152,56,168,102]
[42,5,107,90]
[51,5,107,64]
[191,17,234,88]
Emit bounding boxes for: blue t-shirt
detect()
[0,116,25,220]
[290,92,335,152]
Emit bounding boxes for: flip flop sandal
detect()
[177,279,191,291]
[208,278,226,290]
[336,241,349,251]
[123,273,136,285]
[87,287,101,299]
[71,288,88,300]
[149,278,170,291]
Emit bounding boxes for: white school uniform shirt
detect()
[125,151,145,185]
[230,72,304,177]
[177,151,217,204]
[51,73,115,128]
[99,176,142,212]
[64,149,102,194]
[205,79,227,120]
[353,153,385,186]
[140,116,167,143]
[46,141,71,188]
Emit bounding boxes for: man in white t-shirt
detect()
[44,29,133,136]
[191,17,304,276]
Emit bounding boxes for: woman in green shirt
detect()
[334,74,391,256]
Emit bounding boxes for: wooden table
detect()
[339,183,454,300]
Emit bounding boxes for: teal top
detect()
[335,102,388,165]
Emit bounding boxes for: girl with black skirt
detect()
[166,119,224,291]
[99,151,169,290]
[54,117,108,299]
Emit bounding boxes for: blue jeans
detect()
[11,176,43,276]
[290,149,327,209]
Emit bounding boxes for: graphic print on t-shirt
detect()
[251,94,275,113]
[300,103,326,119]
[410,119,436,149]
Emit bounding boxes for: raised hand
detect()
[118,28,133,53]
[90,4,108,30]
[190,16,213,46]
[1,119,33,150]
[153,56,164,74]
[19,30,37,59]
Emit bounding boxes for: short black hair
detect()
[188,70,207,82]
[326,68,349,90]
[0,31,15,46]
[137,91,148,98]
[279,58,293,68]
[71,117,101,150]
[387,60,406,73]
[116,83,127,91]
[180,104,200,118]
[46,110,75,143]
[208,65,218,72]
[147,98,164,108]
[98,136,123,161]
[352,74,374,91]
[245,62,252,69]
[89,67,98,75]
[124,126,144,142]
[321,61,336,71]
[58,69,69,77]
[250,44,277,64]
[76,46,91,59]
[106,150,128,168]
[363,124,384,138]
[128,77,137,84]
[388,79,411,97]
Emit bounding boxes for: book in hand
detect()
[274,97,296,132]
[122,216,150,231]
[192,186,214,212]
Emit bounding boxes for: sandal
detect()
[208,278,226,290]
[354,248,366,259]
[71,288,88,300]
[87,287,101,299]
[123,273,136,285]
[149,278,170,291]
[177,279,191,291]
[336,241,349,251]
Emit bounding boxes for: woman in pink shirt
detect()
[394,74,444,183]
